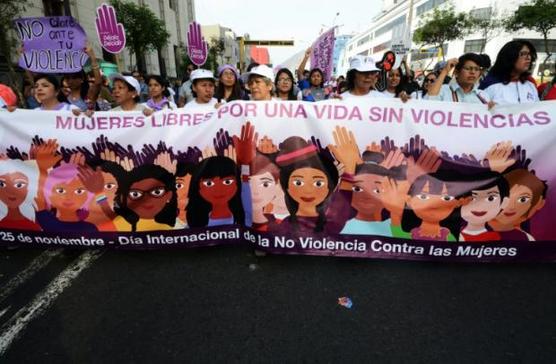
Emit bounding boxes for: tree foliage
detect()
[111,0,170,72]
[413,6,473,58]
[505,0,556,75]
[0,0,30,106]
[205,38,225,73]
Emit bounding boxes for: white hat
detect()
[190,69,216,82]
[110,74,141,95]
[241,65,275,83]
[348,55,380,72]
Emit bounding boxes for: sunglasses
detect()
[424,78,436,83]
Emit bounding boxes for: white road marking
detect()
[0,250,62,304]
[0,308,9,320]
[0,250,103,355]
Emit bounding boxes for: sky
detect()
[195,0,383,65]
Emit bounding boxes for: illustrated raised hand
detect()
[213,128,233,156]
[68,152,86,166]
[406,148,442,184]
[380,176,409,223]
[78,165,104,194]
[365,142,382,154]
[483,141,515,173]
[95,4,126,54]
[201,146,217,161]
[223,145,237,163]
[154,151,177,174]
[119,156,134,172]
[233,121,258,166]
[380,136,396,155]
[31,139,61,171]
[6,146,29,161]
[310,136,335,163]
[257,136,278,155]
[380,149,405,169]
[327,126,362,174]
[512,145,531,170]
[187,22,208,66]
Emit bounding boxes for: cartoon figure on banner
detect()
[0,159,41,231]
[249,153,282,232]
[275,137,340,233]
[375,51,396,92]
[113,164,178,232]
[187,122,256,228]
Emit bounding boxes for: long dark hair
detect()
[309,68,325,88]
[186,156,244,228]
[34,74,68,103]
[276,137,339,232]
[215,71,244,102]
[274,68,297,100]
[146,75,171,97]
[487,40,537,84]
[62,71,89,100]
[114,164,178,232]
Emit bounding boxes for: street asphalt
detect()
[0,245,555,363]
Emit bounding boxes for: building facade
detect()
[340,0,556,79]
[17,0,196,78]
[201,24,240,67]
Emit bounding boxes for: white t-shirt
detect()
[483,80,539,105]
[341,90,387,100]
[178,80,194,104]
[183,98,218,113]
[381,90,396,98]
[34,102,79,111]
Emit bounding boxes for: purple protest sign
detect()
[95,3,126,54]
[310,28,336,81]
[187,22,208,66]
[14,16,88,73]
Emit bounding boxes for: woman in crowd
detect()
[243,65,275,101]
[110,74,148,112]
[410,72,437,100]
[274,68,301,101]
[480,40,539,104]
[297,48,329,101]
[341,55,386,99]
[144,75,177,111]
[215,64,247,102]
[426,53,492,105]
[183,69,218,112]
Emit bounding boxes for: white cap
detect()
[348,55,380,72]
[241,65,275,83]
[110,74,141,95]
[190,69,216,82]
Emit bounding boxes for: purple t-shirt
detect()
[36,210,98,232]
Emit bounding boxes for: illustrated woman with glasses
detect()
[426,53,492,106]
[112,164,178,232]
[274,69,301,101]
[480,40,539,105]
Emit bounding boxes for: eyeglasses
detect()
[277,78,292,84]
[519,51,532,59]
[461,66,482,73]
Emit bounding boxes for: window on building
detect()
[357,35,370,47]
[42,0,64,16]
[464,39,486,53]
[373,41,392,53]
[374,15,406,38]
[515,38,556,54]
[416,0,448,17]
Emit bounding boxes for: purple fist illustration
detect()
[187,22,208,66]
[95,4,126,54]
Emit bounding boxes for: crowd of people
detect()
[0,39,551,242]
[0,39,555,114]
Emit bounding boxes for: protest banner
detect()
[311,28,336,80]
[95,3,126,54]
[14,16,88,73]
[0,99,555,262]
[187,22,208,66]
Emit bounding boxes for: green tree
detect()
[0,0,30,106]
[413,6,473,60]
[111,0,170,73]
[205,37,225,73]
[505,0,556,81]
[469,7,503,53]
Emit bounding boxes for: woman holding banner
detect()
[215,65,247,103]
[297,48,329,102]
[341,56,386,100]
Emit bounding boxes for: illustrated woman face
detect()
[199,175,237,205]
[492,184,534,226]
[102,172,118,208]
[288,167,329,210]
[176,174,192,211]
[351,173,384,215]
[127,177,171,219]
[461,185,507,225]
[249,172,277,209]
[0,172,29,209]
[407,181,461,223]
[50,178,88,213]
